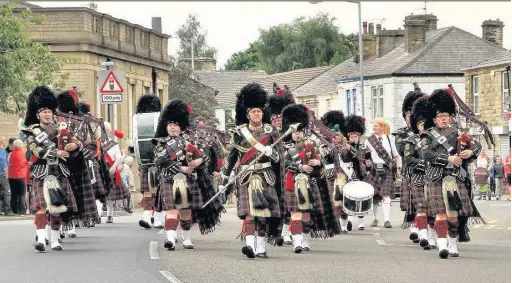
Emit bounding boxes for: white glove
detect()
[264,146,273,157]
[127,139,134,148]
[218,185,226,192]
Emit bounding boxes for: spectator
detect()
[121,155,134,214]
[8,139,28,214]
[505,153,511,201]
[475,151,491,198]
[490,156,506,201]
[0,136,15,216]
[5,138,16,155]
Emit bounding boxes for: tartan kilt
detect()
[427,179,473,217]
[192,172,224,234]
[283,176,324,214]
[30,165,78,214]
[314,177,342,237]
[67,156,98,219]
[411,184,428,214]
[325,177,342,217]
[90,158,107,200]
[400,178,410,210]
[368,169,394,197]
[139,168,150,193]
[236,171,281,219]
[158,175,203,212]
[107,179,129,201]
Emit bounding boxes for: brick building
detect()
[463,48,510,158]
[0,2,171,147]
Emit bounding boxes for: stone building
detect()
[462,49,510,158]
[0,3,171,147]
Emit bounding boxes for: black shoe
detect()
[34,243,45,252]
[106,216,113,223]
[347,221,353,231]
[59,232,65,239]
[371,220,378,227]
[302,247,310,252]
[102,205,107,211]
[151,217,155,225]
[420,239,430,250]
[139,220,151,229]
[256,252,268,258]
[52,245,63,251]
[241,246,256,258]
[409,232,419,241]
[341,230,348,234]
[275,237,284,246]
[439,249,449,259]
[58,238,63,244]
[90,221,96,228]
[124,207,133,214]
[164,241,175,250]
[384,221,392,228]
[294,246,303,253]
[96,215,102,224]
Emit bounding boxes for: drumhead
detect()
[343,181,374,199]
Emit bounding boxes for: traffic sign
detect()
[98,70,125,104]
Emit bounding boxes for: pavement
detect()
[0,200,509,283]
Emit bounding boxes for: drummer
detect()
[343,115,372,230]
[364,118,401,229]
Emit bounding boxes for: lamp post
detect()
[170,35,196,72]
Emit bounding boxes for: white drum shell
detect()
[342,181,374,216]
[132,112,159,166]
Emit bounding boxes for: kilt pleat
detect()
[411,184,428,214]
[30,165,78,214]
[139,168,150,193]
[107,174,129,201]
[67,156,98,219]
[400,178,410,210]
[192,172,224,234]
[368,169,394,197]
[236,172,280,219]
[158,175,203,212]
[427,180,473,217]
[90,158,107,200]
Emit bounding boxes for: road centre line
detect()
[149,241,160,260]
[160,271,183,283]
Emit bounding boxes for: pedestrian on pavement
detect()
[121,155,134,214]
[475,151,491,199]
[505,153,511,201]
[0,136,16,216]
[489,156,505,200]
[8,139,28,214]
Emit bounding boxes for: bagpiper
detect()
[21,86,79,252]
[421,89,482,259]
[344,115,372,230]
[405,96,437,249]
[153,100,223,251]
[394,87,424,242]
[130,94,163,229]
[55,90,98,235]
[267,83,296,245]
[219,83,282,258]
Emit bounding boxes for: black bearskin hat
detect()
[344,115,366,137]
[235,83,269,125]
[24,86,58,126]
[78,102,90,114]
[410,97,430,134]
[155,99,190,138]
[282,104,309,132]
[402,91,424,119]
[321,110,346,135]
[268,91,295,117]
[136,94,162,114]
[425,89,456,129]
[57,90,79,114]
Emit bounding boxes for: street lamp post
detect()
[170,35,196,72]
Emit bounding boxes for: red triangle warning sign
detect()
[100,71,124,94]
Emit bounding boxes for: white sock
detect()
[166,229,177,244]
[372,206,379,221]
[142,210,152,223]
[36,229,46,245]
[245,235,255,251]
[106,200,114,217]
[382,197,391,222]
[281,224,290,237]
[96,200,103,217]
[410,226,419,235]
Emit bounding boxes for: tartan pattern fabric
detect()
[158,175,203,211]
[30,165,78,213]
[326,179,342,217]
[67,155,98,219]
[411,184,428,214]
[427,180,473,217]
[283,175,324,214]
[139,168,150,193]
[34,213,49,229]
[50,215,62,230]
[435,220,448,237]
[191,172,224,234]
[106,175,129,201]
[368,169,394,197]
[316,177,342,236]
[140,196,153,210]
[400,178,410,210]
[90,158,107,200]
[235,173,281,219]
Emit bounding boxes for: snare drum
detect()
[342,181,375,216]
[133,112,160,167]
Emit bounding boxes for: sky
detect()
[31,1,511,70]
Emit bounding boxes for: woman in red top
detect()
[505,153,511,201]
[8,139,28,214]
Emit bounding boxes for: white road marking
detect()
[485,225,496,229]
[375,239,391,246]
[487,220,499,224]
[471,224,483,228]
[373,227,381,231]
[160,271,183,283]
[372,233,381,238]
[149,241,160,260]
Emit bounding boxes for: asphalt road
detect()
[0,200,510,283]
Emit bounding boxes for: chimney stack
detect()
[482,19,504,47]
[403,14,438,53]
[363,21,368,34]
[152,17,162,33]
[376,23,382,33]
[368,23,374,34]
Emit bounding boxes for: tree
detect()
[0,2,68,114]
[224,43,260,71]
[168,62,218,124]
[224,13,356,74]
[176,14,217,59]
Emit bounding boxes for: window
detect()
[158,89,164,103]
[93,17,101,34]
[346,89,357,115]
[371,86,384,118]
[472,76,479,114]
[141,32,148,47]
[503,71,510,112]
[144,86,150,94]
[156,37,161,51]
[378,86,384,117]
[371,87,378,118]
[111,22,118,38]
[126,27,133,43]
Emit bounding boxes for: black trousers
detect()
[9,178,26,214]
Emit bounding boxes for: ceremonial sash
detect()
[430,126,457,154]
[239,126,271,165]
[367,134,394,167]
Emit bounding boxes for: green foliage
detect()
[0,2,67,114]
[168,62,218,124]
[176,14,217,59]
[224,13,356,74]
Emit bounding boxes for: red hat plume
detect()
[114,129,124,139]
[187,105,193,114]
[361,117,366,123]
[277,89,285,97]
[69,89,78,104]
[85,103,91,108]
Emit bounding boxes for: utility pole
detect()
[357,1,364,117]
[191,37,195,72]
